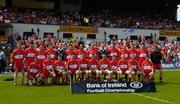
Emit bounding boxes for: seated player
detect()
[109,55,119,81]
[89,54,99,81]
[67,55,79,82]
[27,58,42,86]
[42,54,56,85]
[54,55,67,85]
[76,54,89,81]
[117,55,131,81]
[98,54,110,81]
[128,55,142,81]
[141,56,154,81]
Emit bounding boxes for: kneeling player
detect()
[98,54,110,81]
[109,55,119,81]
[128,56,142,81]
[67,55,79,82]
[76,54,89,81]
[43,55,56,85]
[117,55,131,81]
[54,56,67,84]
[27,58,42,86]
[141,56,154,81]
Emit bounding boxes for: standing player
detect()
[36,45,46,74]
[43,55,56,85]
[141,56,154,81]
[27,58,42,86]
[98,54,110,81]
[128,43,138,60]
[108,43,119,60]
[89,54,99,81]
[88,44,99,59]
[117,55,130,81]
[65,45,75,61]
[67,55,79,82]
[76,54,89,81]
[150,45,163,82]
[76,44,87,60]
[45,45,57,61]
[119,44,129,60]
[24,42,37,71]
[54,56,67,84]
[109,55,119,81]
[138,43,149,67]
[11,42,25,85]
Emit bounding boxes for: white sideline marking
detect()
[133,93,175,104]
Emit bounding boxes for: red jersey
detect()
[25,48,37,66]
[65,49,75,60]
[118,59,128,72]
[12,49,25,65]
[36,50,46,65]
[78,59,89,70]
[28,62,41,74]
[128,49,138,59]
[119,49,129,59]
[88,49,98,59]
[108,47,119,59]
[53,60,65,71]
[43,60,54,72]
[45,49,56,61]
[76,49,87,60]
[138,49,149,64]
[67,59,79,72]
[89,59,98,70]
[99,59,109,70]
[128,59,139,71]
[141,60,154,73]
[109,60,118,70]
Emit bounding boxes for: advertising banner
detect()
[162,61,180,69]
[71,81,156,94]
[160,30,180,37]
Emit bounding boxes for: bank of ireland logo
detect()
[130,82,143,89]
[175,62,180,67]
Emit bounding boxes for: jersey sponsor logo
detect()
[111,66,118,69]
[139,53,146,57]
[37,55,45,59]
[120,65,128,68]
[30,68,38,73]
[56,66,64,70]
[90,65,97,69]
[123,54,128,58]
[110,53,117,56]
[69,64,78,69]
[15,54,23,59]
[143,66,152,70]
[77,55,83,59]
[46,65,53,70]
[130,53,136,57]
[50,54,55,58]
[27,53,35,57]
[80,64,88,68]
[131,65,137,69]
[130,82,143,89]
[67,55,73,59]
[101,64,108,68]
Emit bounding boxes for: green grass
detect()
[0,71,180,104]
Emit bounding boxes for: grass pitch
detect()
[0,70,180,104]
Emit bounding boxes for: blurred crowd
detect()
[0,7,179,30]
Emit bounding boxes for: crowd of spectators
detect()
[0,7,179,30]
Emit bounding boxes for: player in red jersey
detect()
[54,55,67,84]
[117,55,131,81]
[108,43,119,60]
[27,58,42,86]
[65,45,75,61]
[119,44,129,60]
[42,55,56,85]
[87,44,99,59]
[76,54,89,81]
[141,56,154,81]
[89,54,99,81]
[67,54,79,82]
[36,45,46,73]
[128,43,138,60]
[11,42,25,85]
[45,45,57,61]
[98,54,110,81]
[138,43,149,66]
[76,44,87,60]
[109,55,119,81]
[24,42,37,70]
[128,55,142,81]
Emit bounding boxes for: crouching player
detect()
[98,54,110,81]
[141,56,154,81]
[128,55,142,81]
[54,56,67,85]
[43,55,56,85]
[109,55,119,81]
[89,54,99,81]
[76,54,89,81]
[117,55,131,81]
[67,55,79,82]
[27,58,42,86]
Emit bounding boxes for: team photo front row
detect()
[11,42,158,86]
